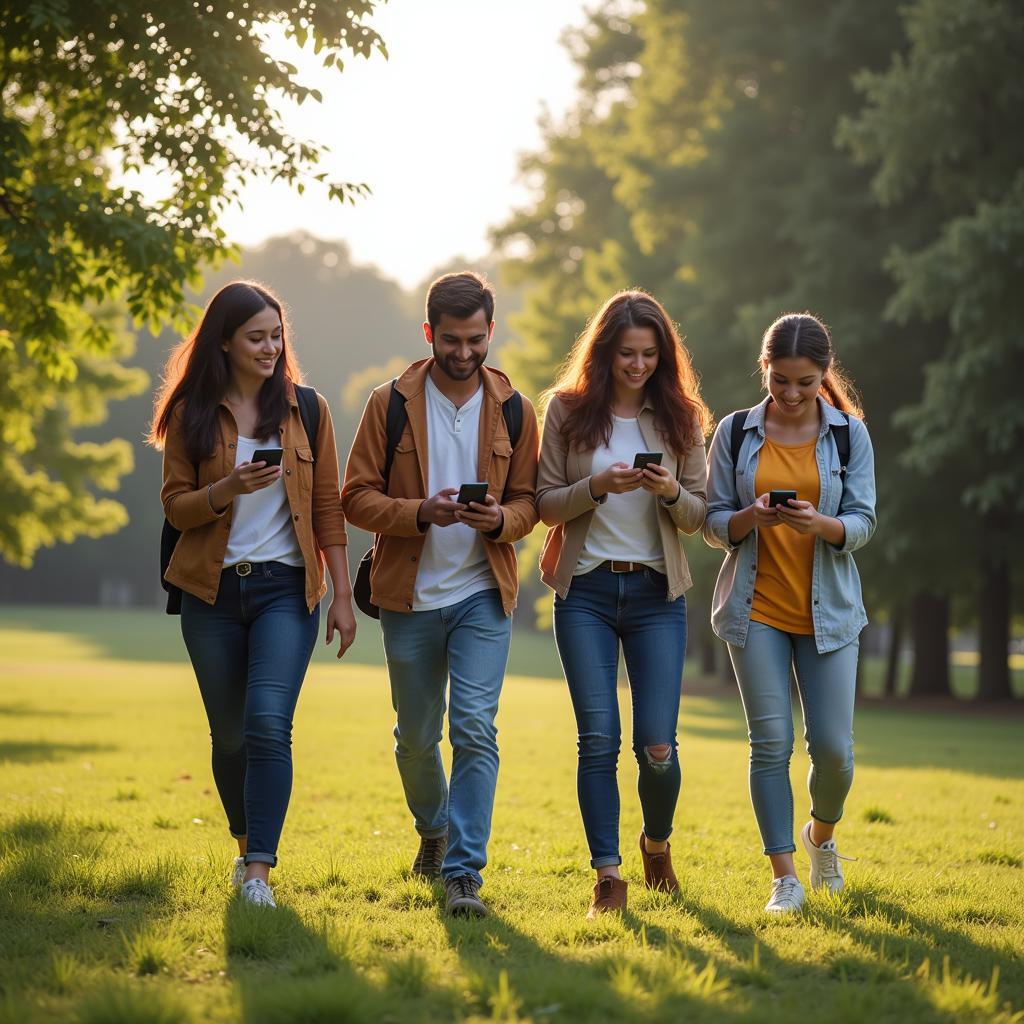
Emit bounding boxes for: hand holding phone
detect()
[632,452,663,470]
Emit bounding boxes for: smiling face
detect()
[424,308,493,382]
[765,355,824,418]
[612,325,660,396]
[222,305,283,386]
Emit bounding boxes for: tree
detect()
[0,0,384,564]
[841,0,1024,699]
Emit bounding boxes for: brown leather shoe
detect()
[639,832,679,893]
[587,876,628,919]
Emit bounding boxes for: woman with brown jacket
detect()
[537,291,711,918]
[150,281,355,909]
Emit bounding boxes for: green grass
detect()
[0,608,1022,1023]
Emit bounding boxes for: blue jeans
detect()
[180,563,319,866]
[553,565,687,869]
[379,588,511,887]
[727,621,858,854]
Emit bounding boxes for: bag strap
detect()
[380,382,523,486]
[729,409,751,469]
[502,390,523,448]
[730,405,852,484]
[382,379,408,485]
[294,384,321,465]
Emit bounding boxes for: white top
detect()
[223,436,304,567]
[576,415,666,575]
[412,376,497,611]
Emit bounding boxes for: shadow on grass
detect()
[0,739,116,764]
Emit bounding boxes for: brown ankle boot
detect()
[639,832,679,893]
[587,875,628,919]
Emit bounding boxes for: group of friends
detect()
[151,271,876,920]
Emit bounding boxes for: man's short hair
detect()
[426,271,495,332]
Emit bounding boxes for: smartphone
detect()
[456,482,489,506]
[251,448,284,467]
[633,452,663,470]
[768,489,797,508]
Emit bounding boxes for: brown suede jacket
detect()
[341,359,539,615]
[161,383,348,612]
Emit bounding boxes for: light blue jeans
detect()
[727,621,858,854]
[379,588,511,886]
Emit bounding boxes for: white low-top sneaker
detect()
[239,877,277,908]
[231,857,246,889]
[800,821,853,892]
[765,874,805,914]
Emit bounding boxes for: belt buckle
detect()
[235,562,253,577]
[609,560,633,574]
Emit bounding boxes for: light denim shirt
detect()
[703,396,876,653]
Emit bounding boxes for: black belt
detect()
[225,561,301,577]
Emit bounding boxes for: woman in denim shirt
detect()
[704,313,876,914]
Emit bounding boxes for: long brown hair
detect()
[759,313,863,418]
[148,281,303,464]
[543,290,712,453]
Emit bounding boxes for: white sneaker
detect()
[239,877,277,908]
[231,857,246,889]
[765,874,805,914]
[800,821,853,892]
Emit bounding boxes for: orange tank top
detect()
[751,436,819,635]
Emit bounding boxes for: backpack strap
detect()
[294,384,321,465]
[730,409,751,468]
[382,379,408,484]
[832,413,851,479]
[501,390,524,448]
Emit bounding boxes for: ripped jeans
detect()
[553,564,687,868]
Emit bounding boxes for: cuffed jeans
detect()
[180,562,318,866]
[379,588,511,887]
[728,620,858,855]
[553,565,687,869]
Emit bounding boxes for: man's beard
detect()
[433,347,485,381]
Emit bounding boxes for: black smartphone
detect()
[768,489,797,508]
[633,452,663,470]
[456,482,489,506]
[251,448,284,467]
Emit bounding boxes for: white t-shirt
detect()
[412,376,497,611]
[223,436,304,567]
[576,415,666,575]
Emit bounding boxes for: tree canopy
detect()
[0,0,384,564]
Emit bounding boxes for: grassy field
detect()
[0,607,1022,1023]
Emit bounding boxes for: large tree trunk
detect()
[908,591,950,697]
[884,609,904,697]
[977,557,1012,701]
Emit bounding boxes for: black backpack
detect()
[729,407,850,490]
[352,380,524,619]
[160,385,321,615]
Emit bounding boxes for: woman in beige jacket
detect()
[536,290,711,918]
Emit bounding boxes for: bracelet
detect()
[207,482,224,516]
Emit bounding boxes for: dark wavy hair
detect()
[759,313,863,418]
[543,290,712,454]
[148,281,303,463]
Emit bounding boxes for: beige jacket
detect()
[537,394,708,600]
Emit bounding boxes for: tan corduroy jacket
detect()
[341,359,539,615]
[161,383,348,612]
[537,394,708,601]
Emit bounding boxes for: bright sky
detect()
[219,0,590,288]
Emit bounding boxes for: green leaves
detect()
[0,0,386,564]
